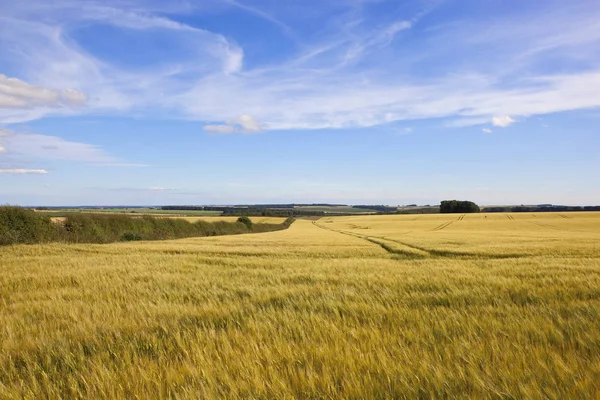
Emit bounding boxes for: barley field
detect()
[1,213,599,398]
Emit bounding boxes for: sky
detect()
[0,0,599,206]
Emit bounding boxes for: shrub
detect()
[0,206,55,245]
[237,216,253,230]
[121,232,143,241]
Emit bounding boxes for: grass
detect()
[1,213,599,398]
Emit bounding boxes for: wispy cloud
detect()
[0,168,48,174]
[225,0,298,40]
[94,163,149,167]
[204,125,236,134]
[0,128,145,167]
[482,128,492,134]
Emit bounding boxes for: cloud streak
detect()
[0,128,146,167]
[0,168,48,174]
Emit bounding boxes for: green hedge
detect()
[0,207,295,246]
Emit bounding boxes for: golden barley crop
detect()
[1,213,599,398]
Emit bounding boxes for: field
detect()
[1,213,600,398]
[293,205,377,214]
[48,215,288,224]
[37,208,224,217]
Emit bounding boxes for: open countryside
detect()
[2,0,600,398]
[1,212,599,398]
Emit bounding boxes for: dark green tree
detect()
[237,216,253,229]
[440,200,480,213]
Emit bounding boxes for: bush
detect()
[237,216,253,229]
[121,232,143,241]
[0,206,56,245]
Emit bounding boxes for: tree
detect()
[237,216,253,229]
[440,200,480,213]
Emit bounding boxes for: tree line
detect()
[483,205,600,213]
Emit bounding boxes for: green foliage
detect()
[0,206,56,245]
[282,217,295,228]
[440,200,480,213]
[121,232,143,241]
[237,216,253,229]
[0,207,295,246]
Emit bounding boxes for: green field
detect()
[1,212,599,398]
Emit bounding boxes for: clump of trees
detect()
[237,216,253,229]
[0,206,295,246]
[440,200,480,213]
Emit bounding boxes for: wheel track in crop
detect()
[312,220,528,260]
[527,220,568,232]
[430,220,455,231]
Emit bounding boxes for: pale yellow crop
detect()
[1,213,599,398]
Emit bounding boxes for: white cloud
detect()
[0,145,6,153]
[229,115,265,132]
[482,128,492,133]
[492,116,516,127]
[0,74,87,109]
[0,168,48,174]
[204,115,265,134]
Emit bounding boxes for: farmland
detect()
[1,212,600,398]
[36,208,225,217]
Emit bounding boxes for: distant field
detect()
[293,205,377,214]
[38,208,224,216]
[1,212,599,397]
[162,216,288,224]
[39,206,384,216]
[48,215,289,224]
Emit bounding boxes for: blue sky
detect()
[0,0,599,206]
